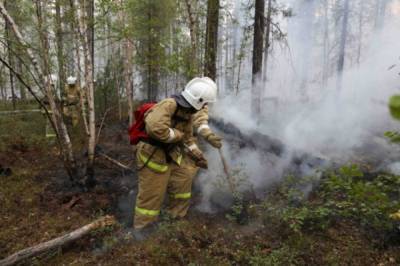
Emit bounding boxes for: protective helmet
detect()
[181,77,217,110]
[67,76,77,85]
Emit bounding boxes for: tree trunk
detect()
[204,0,220,81]
[87,0,95,77]
[336,0,350,91]
[251,0,265,115]
[146,5,159,101]
[68,0,89,135]
[184,0,199,77]
[322,0,330,86]
[124,40,134,125]
[262,0,272,83]
[5,20,16,110]
[0,216,116,266]
[76,0,96,185]
[356,0,365,66]
[4,0,16,110]
[0,1,79,181]
[375,0,389,30]
[16,58,26,100]
[55,0,66,97]
[35,0,79,181]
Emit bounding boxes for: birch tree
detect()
[0,1,79,180]
[75,0,96,184]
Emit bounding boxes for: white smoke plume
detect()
[196,1,400,212]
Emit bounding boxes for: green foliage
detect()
[126,0,180,95]
[95,57,124,115]
[321,166,399,231]
[248,244,298,266]
[262,165,400,236]
[226,192,247,224]
[384,131,400,143]
[0,101,50,151]
[389,95,400,120]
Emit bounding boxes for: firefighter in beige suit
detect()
[134,77,218,230]
[63,76,80,127]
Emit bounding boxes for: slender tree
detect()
[0,1,80,180]
[184,0,199,77]
[204,0,220,81]
[4,0,16,110]
[262,0,272,83]
[336,0,350,91]
[55,0,66,96]
[75,0,96,185]
[87,0,95,77]
[251,0,265,115]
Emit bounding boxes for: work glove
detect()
[186,145,208,169]
[195,158,208,169]
[201,128,222,148]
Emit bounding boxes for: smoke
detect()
[195,1,400,212]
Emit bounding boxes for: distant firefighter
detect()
[63,76,80,127]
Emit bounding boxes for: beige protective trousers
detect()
[134,147,199,229]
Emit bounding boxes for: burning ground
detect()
[1,115,400,265]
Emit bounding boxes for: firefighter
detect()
[63,76,80,127]
[134,77,217,230]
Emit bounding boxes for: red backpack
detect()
[128,102,156,145]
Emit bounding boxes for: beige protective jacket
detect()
[139,98,195,166]
[192,105,209,133]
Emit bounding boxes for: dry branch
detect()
[97,152,132,171]
[0,215,116,266]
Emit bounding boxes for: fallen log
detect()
[0,215,116,266]
[210,117,326,170]
[209,117,285,156]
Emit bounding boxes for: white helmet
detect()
[181,77,217,110]
[67,76,77,85]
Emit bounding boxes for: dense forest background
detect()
[1,0,400,265]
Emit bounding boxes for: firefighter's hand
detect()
[195,158,208,169]
[201,128,222,148]
[206,133,222,149]
[188,146,208,169]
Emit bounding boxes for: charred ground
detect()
[1,117,400,265]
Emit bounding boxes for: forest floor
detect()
[1,116,400,265]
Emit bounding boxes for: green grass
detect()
[0,101,48,152]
